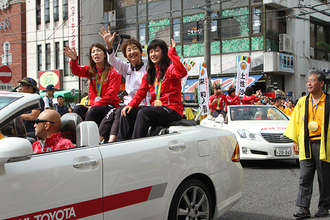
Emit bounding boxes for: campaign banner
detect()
[181,59,195,92]
[235,55,251,96]
[198,62,209,116]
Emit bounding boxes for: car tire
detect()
[168,178,213,220]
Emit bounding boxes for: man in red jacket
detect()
[33,110,74,154]
[209,86,227,118]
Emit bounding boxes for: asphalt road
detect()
[219,160,330,220]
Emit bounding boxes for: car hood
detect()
[227,120,288,133]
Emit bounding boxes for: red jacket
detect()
[70,59,122,107]
[128,47,187,116]
[209,94,227,111]
[33,132,74,154]
[226,94,240,105]
[242,95,259,105]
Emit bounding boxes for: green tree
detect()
[316,42,330,52]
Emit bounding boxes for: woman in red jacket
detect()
[118,39,187,140]
[64,43,121,124]
[242,87,262,105]
[226,87,240,106]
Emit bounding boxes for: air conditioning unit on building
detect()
[279,34,293,53]
[108,10,116,27]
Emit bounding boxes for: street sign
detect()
[71,88,76,97]
[0,65,12,83]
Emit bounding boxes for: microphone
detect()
[117,34,131,39]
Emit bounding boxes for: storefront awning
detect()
[39,90,78,98]
[183,75,264,93]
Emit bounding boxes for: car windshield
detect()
[0,96,21,110]
[229,106,288,121]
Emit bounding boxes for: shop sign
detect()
[278,53,294,73]
[38,69,63,90]
[68,0,79,52]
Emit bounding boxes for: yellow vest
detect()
[284,94,330,162]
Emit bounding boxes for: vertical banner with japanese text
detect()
[198,62,209,116]
[68,0,79,52]
[181,59,195,92]
[235,55,251,96]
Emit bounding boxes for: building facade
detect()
[0,0,26,91]
[25,0,330,101]
[26,0,114,100]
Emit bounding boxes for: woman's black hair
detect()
[228,88,236,95]
[245,87,253,96]
[146,39,171,85]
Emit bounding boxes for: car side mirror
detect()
[0,137,32,165]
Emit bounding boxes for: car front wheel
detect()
[168,179,212,220]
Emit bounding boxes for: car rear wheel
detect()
[168,179,212,220]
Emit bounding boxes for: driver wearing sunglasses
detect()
[32,110,74,154]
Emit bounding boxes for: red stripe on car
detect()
[4,185,163,220]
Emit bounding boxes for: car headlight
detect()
[236,129,260,141]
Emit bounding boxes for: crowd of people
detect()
[207,85,299,119]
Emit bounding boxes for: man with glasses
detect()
[18,77,45,137]
[32,109,74,154]
[285,69,330,218]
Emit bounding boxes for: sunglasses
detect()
[34,118,55,124]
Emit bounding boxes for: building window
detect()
[55,42,60,69]
[36,0,41,25]
[183,13,205,43]
[46,43,51,70]
[310,23,329,61]
[173,18,181,43]
[54,0,59,22]
[265,8,279,37]
[64,41,70,76]
[252,7,262,34]
[37,45,42,71]
[148,19,170,43]
[222,7,249,39]
[139,24,146,45]
[63,0,68,20]
[211,12,220,40]
[45,0,50,23]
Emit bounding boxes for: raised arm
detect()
[100,26,130,77]
[168,39,187,79]
[64,46,89,77]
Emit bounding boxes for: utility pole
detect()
[204,0,211,92]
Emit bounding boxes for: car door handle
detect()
[73,160,99,168]
[169,143,186,151]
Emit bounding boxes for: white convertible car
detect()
[0,92,242,220]
[201,105,298,161]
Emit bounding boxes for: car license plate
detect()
[275,147,291,156]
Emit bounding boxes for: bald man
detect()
[32,110,74,154]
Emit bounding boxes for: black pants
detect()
[211,110,226,118]
[117,106,181,141]
[296,142,330,209]
[73,104,113,125]
[99,106,123,141]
